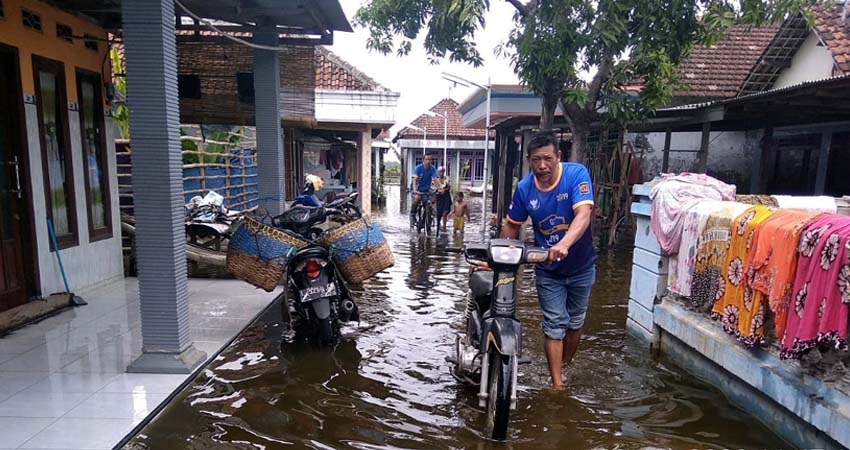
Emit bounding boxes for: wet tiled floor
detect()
[0,278,276,450]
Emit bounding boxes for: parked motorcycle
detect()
[271,192,361,345]
[445,239,548,440]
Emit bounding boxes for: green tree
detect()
[356,0,816,161]
[110,48,130,139]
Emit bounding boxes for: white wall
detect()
[627,130,763,192]
[24,102,123,296]
[774,32,837,89]
[314,90,399,125]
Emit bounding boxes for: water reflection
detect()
[125,186,790,450]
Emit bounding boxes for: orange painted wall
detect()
[0,0,109,101]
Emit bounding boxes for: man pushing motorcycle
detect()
[499,131,597,389]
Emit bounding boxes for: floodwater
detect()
[124,186,790,450]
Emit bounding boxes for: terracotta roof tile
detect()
[813,3,850,73]
[315,47,387,92]
[398,98,487,140]
[674,23,781,102]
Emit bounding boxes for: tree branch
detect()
[585,51,616,115]
[505,0,529,18]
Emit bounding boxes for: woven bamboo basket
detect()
[320,216,394,284]
[226,216,308,291]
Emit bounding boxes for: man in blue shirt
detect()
[500,131,597,389]
[410,155,438,224]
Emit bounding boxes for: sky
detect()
[328,0,522,140]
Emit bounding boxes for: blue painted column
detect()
[253,23,286,214]
[123,0,205,373]
[627,184,667,345]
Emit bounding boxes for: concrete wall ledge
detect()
[655,301,850,448]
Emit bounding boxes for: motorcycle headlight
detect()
[491,246,523,265]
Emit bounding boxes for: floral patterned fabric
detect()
[780,215,850,360]
[669,201,730,298]
[689,202,751,312]
[747,209,822,340]
[649,173,736,255]
[711,206,774,347]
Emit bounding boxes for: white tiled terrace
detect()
[0,278,275,450]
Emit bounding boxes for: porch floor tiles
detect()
[0,277,277,450]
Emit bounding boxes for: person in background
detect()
[500,131,597,389]
[410,155,438,226]
[435,166,453,232]
[452,192,470,234]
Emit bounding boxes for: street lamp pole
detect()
[441,72,491,237]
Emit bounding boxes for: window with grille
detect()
[22,9,41,31]
[83,34,98,51]
[56,23,72,42]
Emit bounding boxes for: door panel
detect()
[0,50,29,311]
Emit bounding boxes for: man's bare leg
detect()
[544,338,564,389]
[562,328,583,366]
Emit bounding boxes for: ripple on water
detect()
[124,187,792,450]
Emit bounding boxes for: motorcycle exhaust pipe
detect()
[339,299,358,322]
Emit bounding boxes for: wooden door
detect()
[0,49,29,311]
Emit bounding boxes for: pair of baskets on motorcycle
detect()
[226,193,394,343]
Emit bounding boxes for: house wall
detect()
[0,0,109,100]
[627,130,763,193]
[774,32,837,89]
[1,1,122,295]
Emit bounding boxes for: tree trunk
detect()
[569,120,591,163]
[541,92,558,130]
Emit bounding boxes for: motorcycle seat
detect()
[469,271,493,299]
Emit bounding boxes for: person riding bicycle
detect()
[410,155,438,225]
[292,174,324,208]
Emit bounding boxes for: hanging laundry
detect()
[747,209,822,340]
[711,205,773,347]
[690,202,751,312]
[735,195,779,207]
[772,195,837,213]
[780,215,850,360]
[649,173,736,255]
[669,201,731,298]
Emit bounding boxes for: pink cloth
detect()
[649,173,737,255]
[780,214,850,360]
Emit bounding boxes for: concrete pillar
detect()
[453,149,461,189]
[751,128,772,194]
[253,23,285,215]
[358,129,372,214]
[123,0,204,373]
[626,184,667,347]
[697,122,710,173]
[814,130,833,195]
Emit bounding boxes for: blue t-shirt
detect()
[507,162,596,276]
[413,163,438,193]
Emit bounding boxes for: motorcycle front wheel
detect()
[485,351,513,440]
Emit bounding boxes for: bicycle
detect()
[411,191,435,236]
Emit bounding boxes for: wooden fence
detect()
[116,126,260,216]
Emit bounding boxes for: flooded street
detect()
[126,186,789,449]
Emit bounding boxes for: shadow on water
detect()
[125,186,790,450]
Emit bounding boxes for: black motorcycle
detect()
[271,192,361,345]
[445,239,548,440]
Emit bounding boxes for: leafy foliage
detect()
[110,48,130,139]
[356,0,821,160]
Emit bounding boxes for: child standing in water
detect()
[453,192,470,233]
